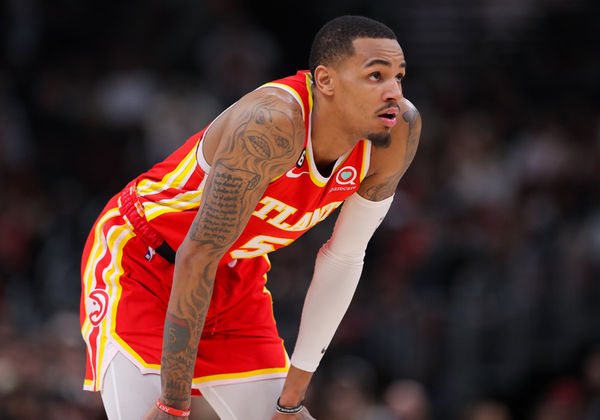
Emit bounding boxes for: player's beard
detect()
[367,131,392,148]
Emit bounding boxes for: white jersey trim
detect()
[193,371,289,389]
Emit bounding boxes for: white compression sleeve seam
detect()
[290,193,393,372]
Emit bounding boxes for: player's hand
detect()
[271,407,315,419]
[142,405,182,420]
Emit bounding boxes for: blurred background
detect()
[1,0,599,419]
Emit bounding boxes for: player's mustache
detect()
[375,104,400,114]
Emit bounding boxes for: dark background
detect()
[1,0,599,419]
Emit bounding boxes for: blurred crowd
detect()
[1,0,599,419]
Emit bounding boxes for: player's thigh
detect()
[199,378,285,420]
[101,351,161,420]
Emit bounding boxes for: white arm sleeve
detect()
[289,192,394,372]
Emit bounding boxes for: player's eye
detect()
[396,73,405,82]
[369,72,382,81]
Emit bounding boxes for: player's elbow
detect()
[174,238,221,274]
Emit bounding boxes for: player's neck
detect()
[310,101,361,170]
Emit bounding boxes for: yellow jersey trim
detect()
[261,82,306,121]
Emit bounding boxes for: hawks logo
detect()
[87,289,109,327]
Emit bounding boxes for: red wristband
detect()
[156,399,191,417]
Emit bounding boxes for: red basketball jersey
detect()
[81,71,372,392]
[133,70,371,277]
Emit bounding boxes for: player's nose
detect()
[384,79,403,102]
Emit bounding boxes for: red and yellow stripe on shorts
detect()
[80,203,134,391]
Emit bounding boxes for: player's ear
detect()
[313,65,334,97]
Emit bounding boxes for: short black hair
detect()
[309,15,397,78]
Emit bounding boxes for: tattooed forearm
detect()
[161,264,215,407]
[174,263,214,338]
[164,313,191,353]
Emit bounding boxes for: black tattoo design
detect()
[402,107,418,126]
[236,98,297,161]
[188,163,258,248]
[164,313,190,353]
[188,94,302,249]
[246,134,271,158]
[275,134,290,148]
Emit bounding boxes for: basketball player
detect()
[80,15,421,420]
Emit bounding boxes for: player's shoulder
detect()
[397,97,421,129]
[218,85,306,150]
[388,97,421,150]
[238,86,306,128]
[372,97,420,152]
[219,86,306,164]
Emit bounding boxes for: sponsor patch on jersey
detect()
[328,166,359,192]
[335,166,357,185]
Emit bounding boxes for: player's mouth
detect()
[377,107,399,128]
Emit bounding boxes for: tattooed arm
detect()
[143,88,305,419]
[358,99,421,201]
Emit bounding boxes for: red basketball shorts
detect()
[80,195,289,394]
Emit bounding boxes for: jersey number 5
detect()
[230,235,294,259]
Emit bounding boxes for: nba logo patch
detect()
[145,246,155,261]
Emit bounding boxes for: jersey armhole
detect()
[196,137,211,173]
